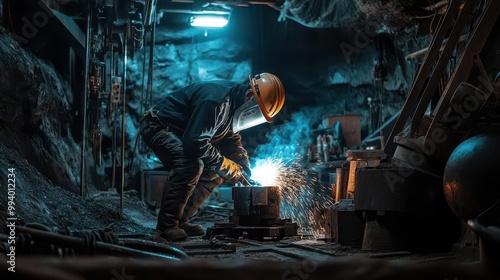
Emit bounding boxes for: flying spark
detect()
[250,154,333,237]
[249,106,335,237]
[250,158,283,186]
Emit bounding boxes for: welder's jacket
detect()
[152,80,248,169]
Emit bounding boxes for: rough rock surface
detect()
[0,26,156,234]
[0,26,83,192]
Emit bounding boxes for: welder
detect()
[140,73,285,241]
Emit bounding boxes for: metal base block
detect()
[325,199,365,248]
[361,212,406,251]
[139,170,170,208]
[209,186,299,240]
[205,218,298,241]
[354,168,462,253]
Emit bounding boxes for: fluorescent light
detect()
[190,15,228,28]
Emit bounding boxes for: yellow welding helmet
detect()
[232,73,285,132]
[249,73,285,121]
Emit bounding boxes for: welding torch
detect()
[239,171,258,186]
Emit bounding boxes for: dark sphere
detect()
[443,133,500,221]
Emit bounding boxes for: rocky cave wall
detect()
[0,26,85,192]
[0,25,109,227]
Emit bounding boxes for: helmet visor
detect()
[232,97,269,133]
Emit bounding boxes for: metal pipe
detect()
[110,45,117,191]
[144,0,158,27]
[148,12,156,109]
[80,1,92,197]
[138,13,156,155]
[120,24,129,210]
[140,28,147,115]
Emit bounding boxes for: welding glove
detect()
[229,152,251,178]
[216,157,244,184]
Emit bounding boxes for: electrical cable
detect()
[1,224,185,261]
[12,226,182,261]
[119,238,189,259]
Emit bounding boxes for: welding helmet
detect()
[232,73,285,132]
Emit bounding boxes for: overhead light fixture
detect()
[190,15,229,28]
[189,4,231,28]
[159,3,231,28]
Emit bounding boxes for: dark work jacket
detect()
[152,80,248,168]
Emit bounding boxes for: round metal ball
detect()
[443,133,500,221]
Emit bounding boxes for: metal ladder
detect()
[384,0,500,160]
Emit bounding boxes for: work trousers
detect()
[140,111,223,231]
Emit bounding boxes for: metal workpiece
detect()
[232,186,281,226]
[205,186,299,240]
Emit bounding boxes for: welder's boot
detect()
[156,227,187,242]
[180,171,223,236]
[156,181,194,241]
[179,187,211,236]
[178,222,204,236]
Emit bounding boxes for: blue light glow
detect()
[190,15,228,28]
